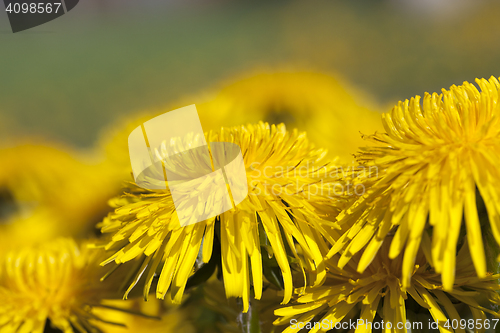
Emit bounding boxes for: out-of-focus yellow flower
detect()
[94,298,195,333]
[329,77,500,290]
[0,143,119,250]
[275,239,500,333]
[96,122,342,312]
[0,238,134,333]
[197,72,382,163]
[97,72,381,179]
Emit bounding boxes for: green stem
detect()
[240,297,261,333]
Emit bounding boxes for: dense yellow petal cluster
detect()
[0,239,132,333]
[275,240,500,333]
[97,122,342,311]
[4,71,500,333]
[329,76,500,290]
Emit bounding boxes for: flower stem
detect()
[239,296,261,333]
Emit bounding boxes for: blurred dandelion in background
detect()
[196,72,382,163]
[97,71,382,178]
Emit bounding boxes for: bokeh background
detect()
[1,0,500,150]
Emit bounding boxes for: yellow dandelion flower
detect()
[0,238,135,333]
[329,76,500,290]
[97,122,341,312]
[275,239,500,333]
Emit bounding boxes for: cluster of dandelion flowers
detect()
[274,239,500,333]
[97,122,342,311]
[329,76,500,290]
[0,238,135,332]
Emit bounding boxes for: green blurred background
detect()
[1,0,500,148]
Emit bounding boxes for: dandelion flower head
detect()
[329,76,500,290]
[97,122,342,311]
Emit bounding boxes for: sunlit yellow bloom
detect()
[275,240,500,333]
[0,143,119,250]
[97,122,341,312]
[329,76,500,290]
[0,238,133,333]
